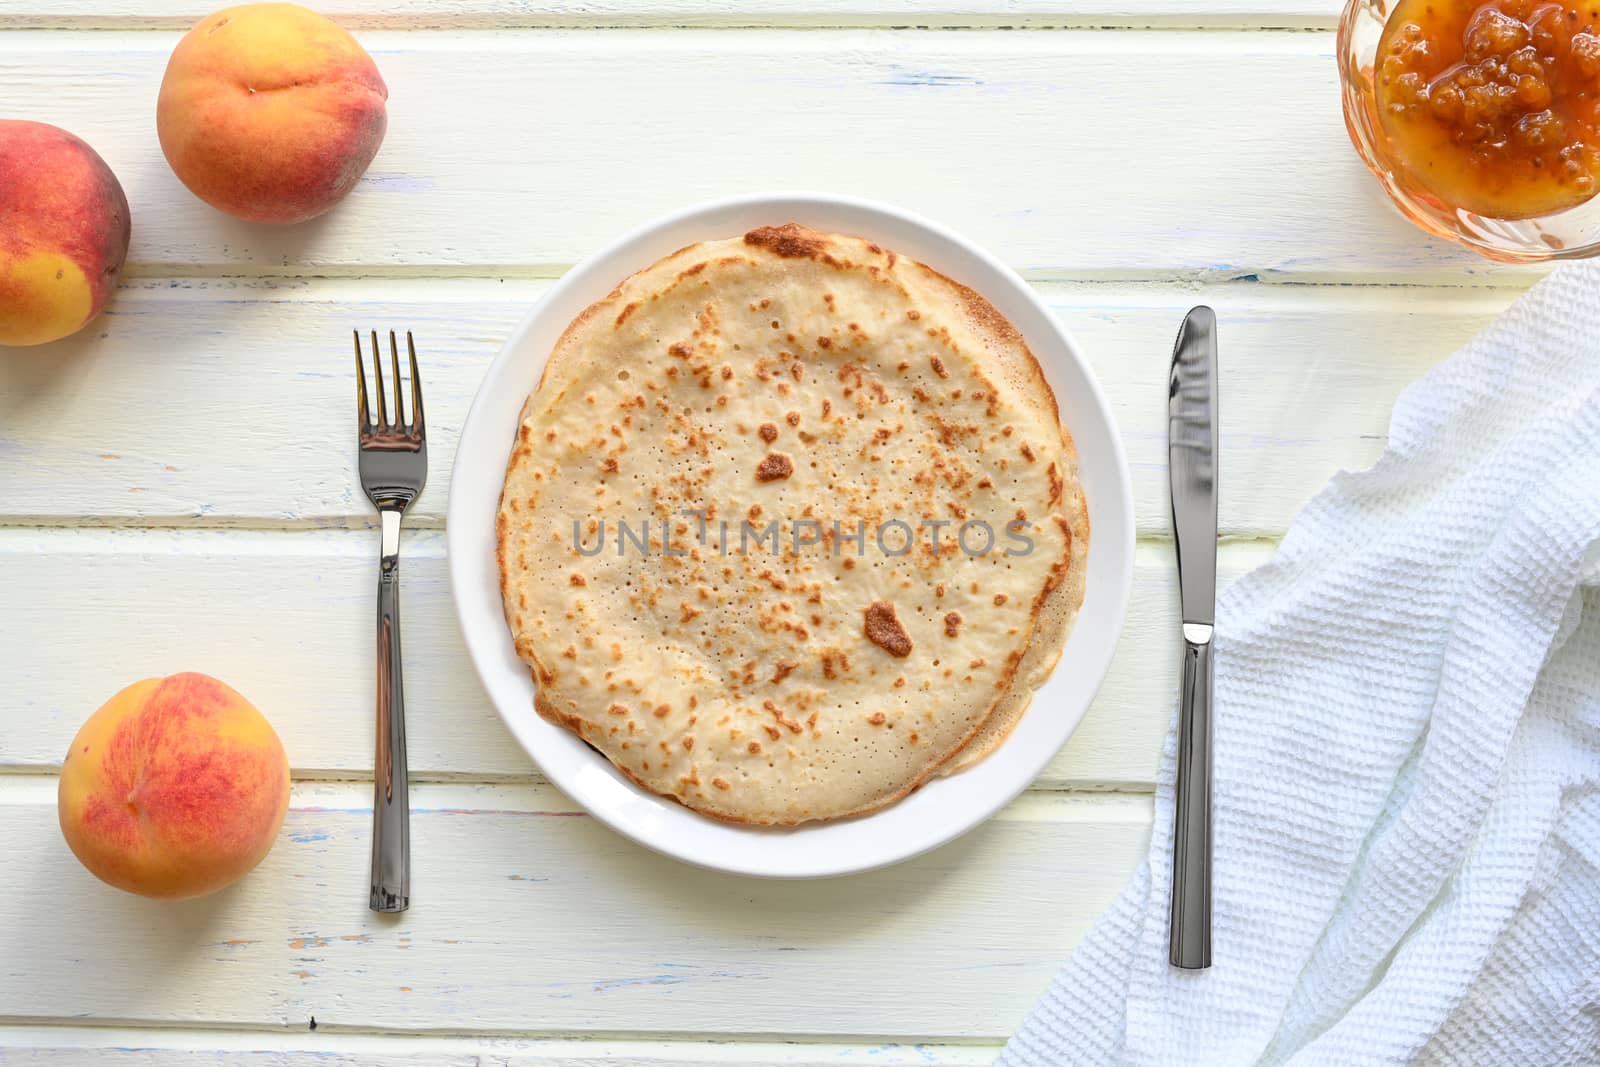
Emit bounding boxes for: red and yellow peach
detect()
[58,672,291,899]
[157,3,389,224]
[0,120,130,347]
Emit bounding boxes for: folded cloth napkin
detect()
[1000,264,1600,1067]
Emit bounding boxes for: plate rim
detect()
[446,191,1135,878]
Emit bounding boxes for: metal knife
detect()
[1168,305,1218,970]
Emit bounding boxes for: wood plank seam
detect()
[0,14,1341,33]
[0,1024,1005,1065]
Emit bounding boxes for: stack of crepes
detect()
[497,224,1090,826]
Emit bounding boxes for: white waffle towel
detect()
[1000,264,1600,1066]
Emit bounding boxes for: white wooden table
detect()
[0,2,1538,1063]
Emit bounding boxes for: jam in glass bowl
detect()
[1341,0,1600,260]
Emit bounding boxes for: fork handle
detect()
[371,509,410,913]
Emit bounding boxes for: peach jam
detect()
[1376,0,1600,218]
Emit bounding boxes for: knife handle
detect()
[1170,622,1213,970]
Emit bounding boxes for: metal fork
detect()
[354,330,427,914]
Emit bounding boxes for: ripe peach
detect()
[157,3,388,224]
[0,120,130,347]
[58,673,291,899]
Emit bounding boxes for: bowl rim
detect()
[446,191,1136,878]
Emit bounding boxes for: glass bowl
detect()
[1339,0,1600,261]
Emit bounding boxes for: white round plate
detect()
[448,193,1134,878]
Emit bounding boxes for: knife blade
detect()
[1168,305,1217,970]
[1170,306,1218,625]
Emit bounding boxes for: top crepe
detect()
[497,223,1087,825]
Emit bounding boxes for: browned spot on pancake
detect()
[679,261,706,278]
[868,711,888,725]
[1047,463,1063,502]
[930,356,948,378]
[601,457,618,474]
[1021,443,1036,462]
[993,594,1008,606]
[721,365,734,380]
[653,705,670,718]
[944,611,963,637]
[764,724,782,740]
[785,411,801,426]
[669,341,693,359]
[758,422,779,443]
[764,699,803,733]
[747,741,762,754]
[744,223,827,259]
[771,660,798,684]
[569,573,586,587]
[756,453,794,482]
[820,648,849,679]
[683,736,695,751]
[907,309,921,321]
[607,703,628,716]
[817,336,832,349]
[864,601,913,658]
[712,776,731,790]
[615,301,640,327]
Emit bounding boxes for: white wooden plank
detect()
[0,528,515,782]
[0,1027,998,1066]
[0,778,1149,1038]
[0,30,1527,281]
[0,0,1340,31]
[0,279,1511,533]
[0,525,1271,788]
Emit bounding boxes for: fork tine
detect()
[406,331,424,436]
[353,330,370,431]
[389,330,405,430]
[370,330,388,427]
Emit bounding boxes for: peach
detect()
[0,120,130,347]
[58,673,290,899]
[157,3,388,224]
